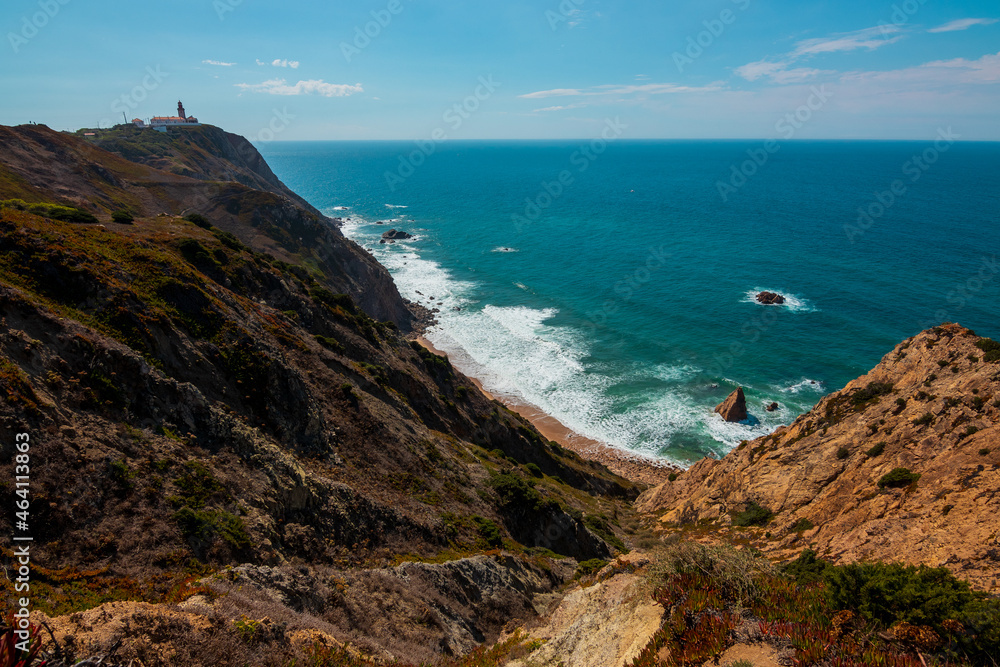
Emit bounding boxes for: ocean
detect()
[257,139,1000,466]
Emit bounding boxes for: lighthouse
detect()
[177,101,186,119]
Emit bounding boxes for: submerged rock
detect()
[766,402,779,412]
[715,387,748,423]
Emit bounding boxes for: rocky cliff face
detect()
[0,123,641,664]
[0,124,411,327]
[638,323,1000,592]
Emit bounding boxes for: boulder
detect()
[382,229,413,240]
[766,402,779,412]
[756,291,785,305]
[714,388,748,422]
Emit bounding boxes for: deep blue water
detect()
[258,139,1000,465]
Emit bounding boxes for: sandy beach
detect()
[416,336,679,486]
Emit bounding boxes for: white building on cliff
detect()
[132,101,200,131]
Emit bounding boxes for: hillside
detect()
[2,122,997,667]
[0,124,642,665]
[638,323,1000,592]
[0,123,411,326]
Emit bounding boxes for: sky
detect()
[1,0,998,141]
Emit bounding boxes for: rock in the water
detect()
[714,388,748,422]
[382,229,413,240]
[766,402,779,412]
[756,291,785,305]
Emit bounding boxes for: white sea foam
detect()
[782,378,826,394]
[331,206,350,211]
[338,219,794,465]
[385,204,408,208]
[492,246,519,253]
[741,288,818,313]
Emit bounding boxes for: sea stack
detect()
[756,291,785,305]
[715,387,748,422]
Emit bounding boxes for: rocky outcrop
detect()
[715,387,748,422]
[505,553,664,667]
[756,291,785,305]
[639,324,1000,592]
[0,123,413,328]
[380,229,413,243]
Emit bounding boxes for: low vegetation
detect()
[629,543,997,667]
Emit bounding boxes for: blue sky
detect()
[1,0,998,140]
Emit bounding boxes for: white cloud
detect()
[735,26,902,83]
[255,58,301,68]
[235,79,363,97]
[533,103,588,112]
[520,82,722,99]
[928,18,998,33]
[519,88,584,99]
[203,59,235,66]
[841,50,1000,86]
[790,26,902,58]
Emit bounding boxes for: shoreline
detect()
[416,336,679,486]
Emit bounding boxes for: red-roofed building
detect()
[133,101,200,131]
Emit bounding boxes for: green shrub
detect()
[913,412,934,426]
[314,335,344,353]
[980,448,991,456]
[0,199,100,224]
[851,382,893,405]
[525,462,543,478]
[111,209,134,224]
[895,397,906,409]
[877,467,921,489]
[782,549,833,585]
[668,472,678,482]
[574,558,608,579]
[732,500,773,527]
[975,337,1000,362]
[790,517,814,532]
[471,516,503,547]
[487,472,543,515]
[836,447,849,460]
[866,441,886,457]
[310,286,356,312]
[184,213,213,229]
[825,560,999,660]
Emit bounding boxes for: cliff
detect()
[0,123,641,664]
[0,123,411,326]
[638,323,1000,592]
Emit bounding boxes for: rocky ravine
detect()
[639,323,1000,592]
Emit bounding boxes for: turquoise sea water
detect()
[258,140,1000,465]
